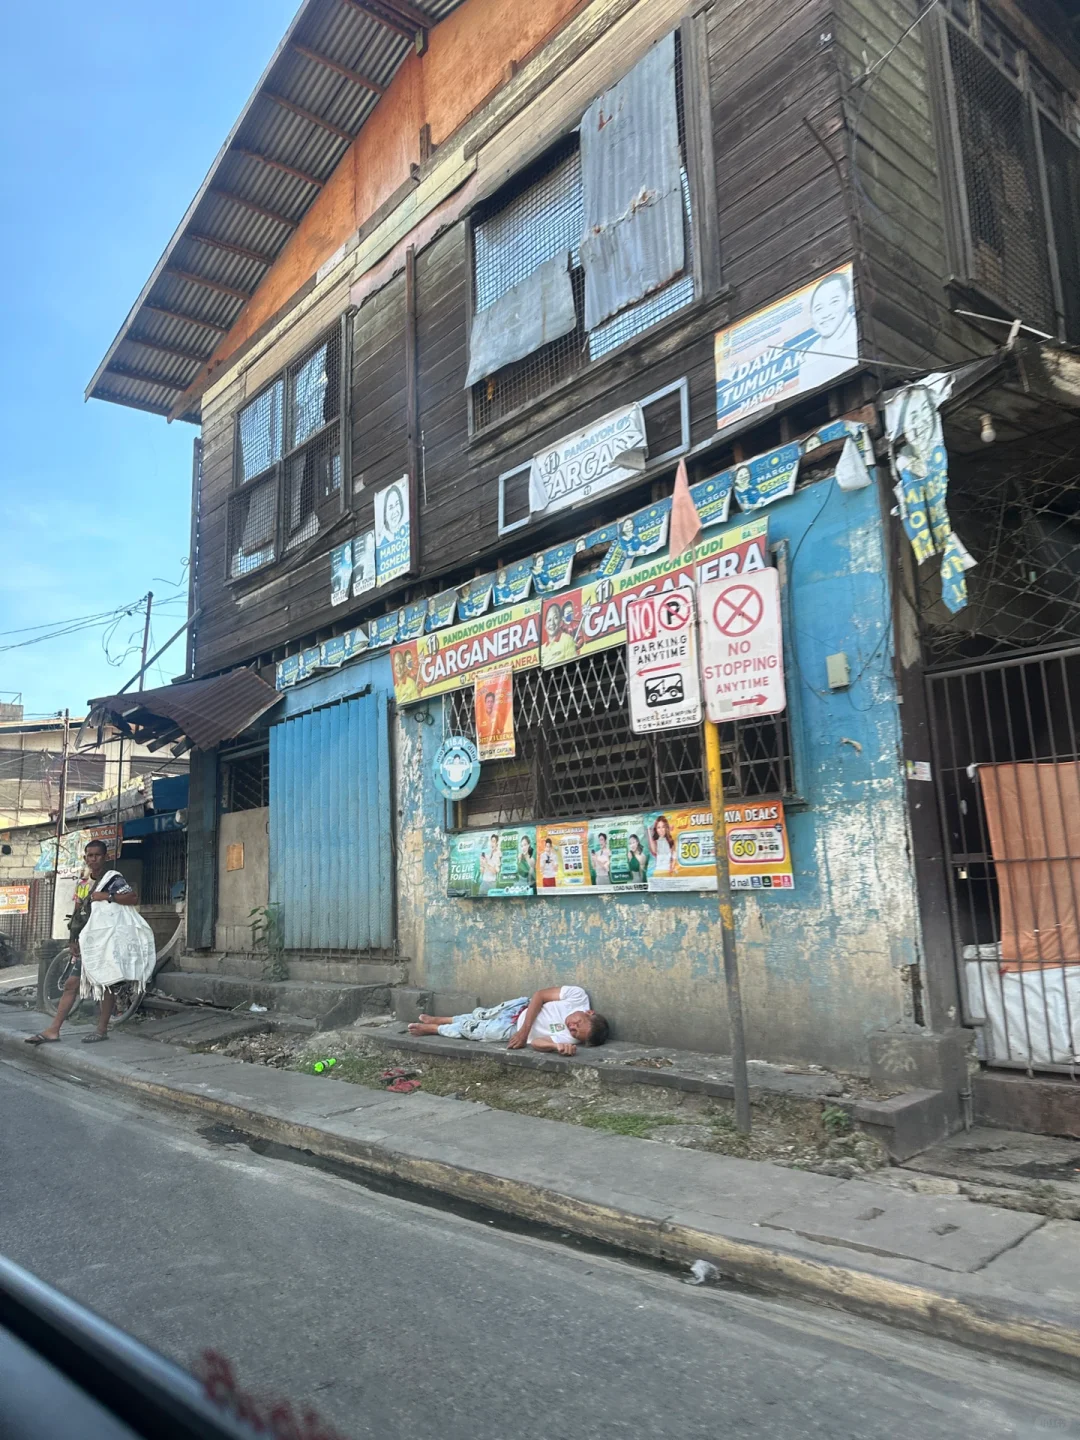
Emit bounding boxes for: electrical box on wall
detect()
[826,652,851,690]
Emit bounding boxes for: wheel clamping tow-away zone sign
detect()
[698,568,786,723]
[625,589,703,734]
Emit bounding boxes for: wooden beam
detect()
[105,363,190,391]
[264,91,356,142]
[208,189,299,228]
[232,148,325,188]
[165,268,254,301]
[339,0,423,41]
[291,43,385,95]
[142,304,230,332]
[126,336,214,364]
[186,232,277,265]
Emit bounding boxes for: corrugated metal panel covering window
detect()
[269,690,393,951]
[469,32,693,429]
[580,31,685,331]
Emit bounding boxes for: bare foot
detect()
[408,1022,441,1036]
[417,1014,452,1025]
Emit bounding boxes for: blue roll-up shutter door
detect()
[269,689,393,951]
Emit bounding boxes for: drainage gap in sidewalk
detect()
[233,1130,710,1286]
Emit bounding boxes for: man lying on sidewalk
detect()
[408,985,609,1054]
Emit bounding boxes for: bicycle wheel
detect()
[41,951,87,1022]
[109,981,144,1027]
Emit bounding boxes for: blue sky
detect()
[0,0,298,718]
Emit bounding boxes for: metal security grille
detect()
[918,446,1080,665]
[927,650,1080,1075]
[141,830,186,907]
[471,36,693,429]
[227,323,343,579]
[446,651,793,828]
[222,749,270,812]
[1041,117,1080,343]
[947,23,1054,330]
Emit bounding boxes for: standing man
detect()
[25,839,139,1045]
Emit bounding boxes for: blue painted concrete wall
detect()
[394,474,922,1072]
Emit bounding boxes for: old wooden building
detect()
[90,0,1080,1131]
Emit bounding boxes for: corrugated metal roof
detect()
[89,669,281,751]
[87,0,466,422]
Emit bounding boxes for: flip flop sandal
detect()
[24,1034,59,1045]
[81,1032,109,1044]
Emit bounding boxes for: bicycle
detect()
[40,948,144,1028]
[37,901,186,1032]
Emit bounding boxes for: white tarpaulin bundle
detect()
[965,953,1080,1068]
[78,872,156,1001]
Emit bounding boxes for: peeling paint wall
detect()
[394,474,922,1074]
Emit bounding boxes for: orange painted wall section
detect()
[209,0,584,370]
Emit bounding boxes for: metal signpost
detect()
[695,567,788,1136]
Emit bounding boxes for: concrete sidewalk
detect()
[3,1009,1079,1378]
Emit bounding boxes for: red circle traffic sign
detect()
[657,592,692,630]
[713,583,763,636]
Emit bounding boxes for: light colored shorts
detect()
[438,996,529,1043]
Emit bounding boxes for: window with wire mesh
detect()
[227,326,343,579]
[222,749,270,812]
[918,444,1080,664]
[941,9,1080,340]
[444,651,793,829]
[470,36,694,430]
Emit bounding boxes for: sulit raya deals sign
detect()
[714,264,858,433]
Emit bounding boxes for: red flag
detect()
[668,458,702,558]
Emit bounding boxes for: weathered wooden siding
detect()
[192,0,858,677]
[832,0,1079,370]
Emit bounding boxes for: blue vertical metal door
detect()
[269,690,393,951]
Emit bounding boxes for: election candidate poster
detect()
[391,599,541,704]
[374,476,411,585]
[330,540,353,606]
[475,670,515,760]
[715,264,858,433]
[351,528,377,597]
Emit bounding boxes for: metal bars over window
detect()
[917,444,1080,666]
[227,323,344,579]
[937,7,1080,340]
[470,33,694,430]
[445,651,793,829]
[222,749,270,812]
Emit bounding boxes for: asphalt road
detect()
[2,1056,1078,1440]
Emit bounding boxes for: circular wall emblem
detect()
[433,735,481,800]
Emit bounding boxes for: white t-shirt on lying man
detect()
[516,986,590,1045]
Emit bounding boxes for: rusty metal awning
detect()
[88,669,280,753]
[85,0,466,423]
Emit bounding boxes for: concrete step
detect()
[153,972,391,1030]
[173,951,408,987]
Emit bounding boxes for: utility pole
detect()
[49,709,70,932]
[703,719,752,1135]
[139,591,154,691]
